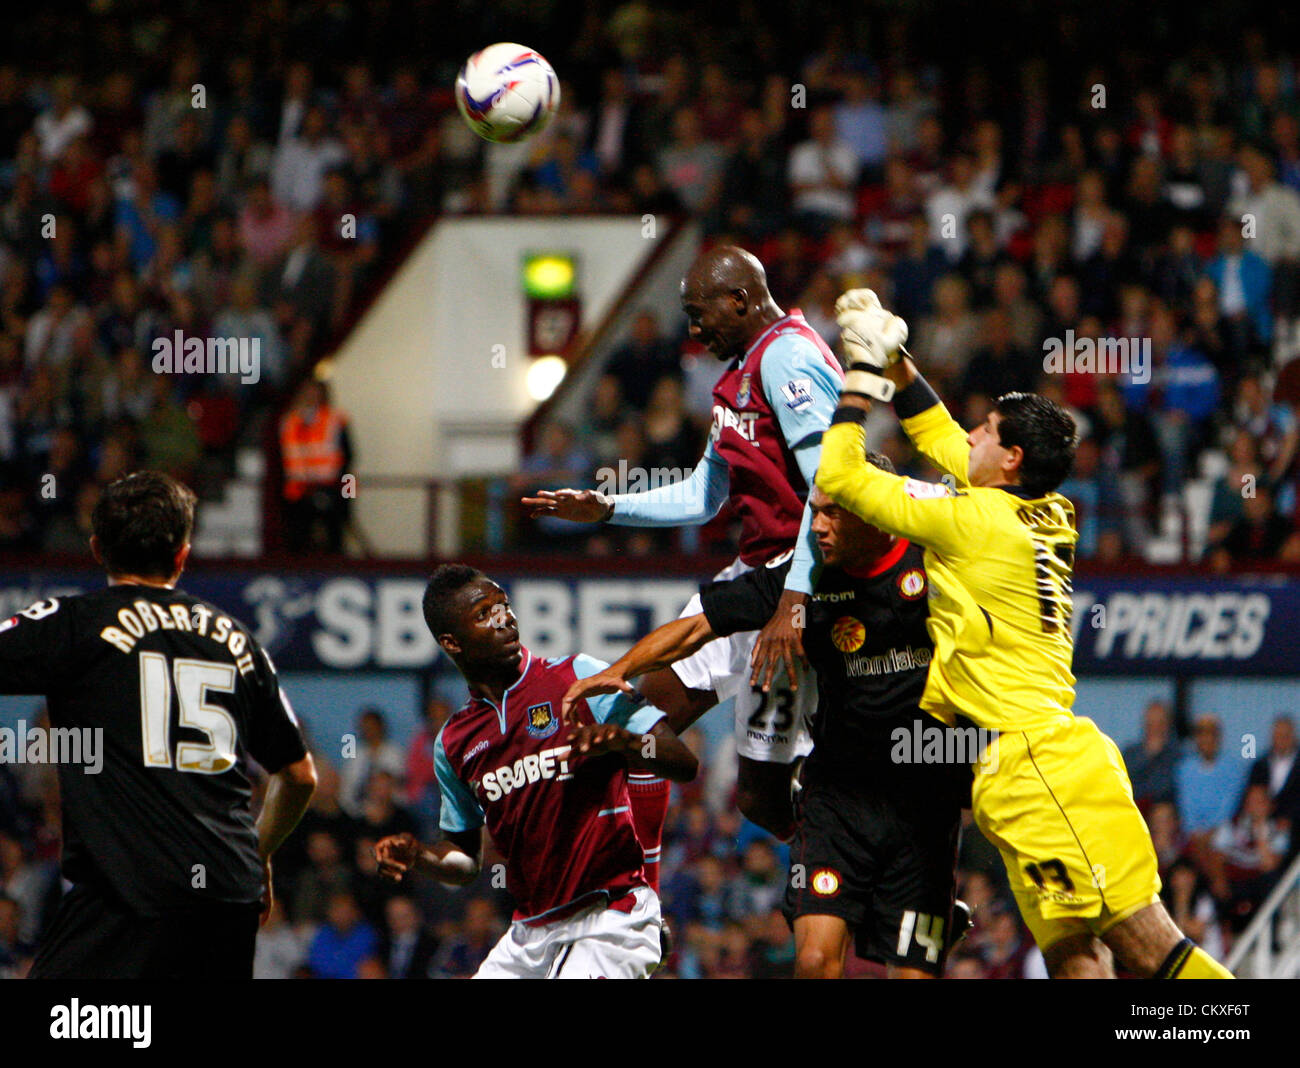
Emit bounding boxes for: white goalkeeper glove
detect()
[835,288,909,403]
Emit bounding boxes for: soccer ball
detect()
[455,44,560,144]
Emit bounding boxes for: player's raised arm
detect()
[523,446,731,527]
[836,288,973,486]
[560,614,717,724]
[819,407,976,558]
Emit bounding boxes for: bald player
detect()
[525,246,844,857]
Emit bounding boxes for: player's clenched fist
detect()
[834,288,908,403]
[520,488,614,523]
[375,832,423,881]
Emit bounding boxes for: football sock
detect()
[1156,937,1234,979]
[627,772,670,894]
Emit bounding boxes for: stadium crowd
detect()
[2,1,1299,978]
[0,4,1296,564]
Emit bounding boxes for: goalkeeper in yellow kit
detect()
[817,289,1232,979]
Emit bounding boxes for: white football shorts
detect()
[671,556,816,765]
[473,886,662,979]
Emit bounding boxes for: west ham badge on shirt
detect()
[736,373,752,407]
[525,701,559,739]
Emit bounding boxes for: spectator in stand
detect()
[925,152,995,263]
[1122,700,1181,808]
[871,157,925,256]
[1208,483,1300,570]
[1232,374,1299,502]
[958,306,1035,407]
[404,696,451,840]
[1151,224,1205,311]
[1273,113,1300,194]
[212,272,286,394]
[1071,171,1112,263]
[429,897,503,979]
[238,177,297,267]
[274,763,358,893]
[958,209,1009,307]
[380,895,438,980]
[1228,143,1300,316]
[1126,303,1220,500]
[290,830,354,926]
[587,68,648,184]
[979,903,1029,980]
[642,374,704,477]
[513,418,594,547]
[279,377,351,552]
[834,73,888,179]
[272,104,347,214]
[1078,213,1137,322]
[1176,714,1249,855]
[338,707,406,818]
[307,891,379,979]
[1204,214,1274,357]
[787,105,858,238]
[1206,428,1265,554]
[33,75,93,163]
[656,107,726,217]
[1246,715,1300,849]
[714,109,789,240]
[1207,782,1291,930]
[910,273,980,396]
[1148,801,1187,875]
[605,310,680,409]
[1057,436,1120,559]
[266,214,337,356]
[215,114,273,203]
[885,69,934,158]
[253,899,307,979]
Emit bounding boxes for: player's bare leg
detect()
[1043,932,1115,978]
[1100,902,1234,978]
[794,914,852,978]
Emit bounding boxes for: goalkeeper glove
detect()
[835,288,909,403]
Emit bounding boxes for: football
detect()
[455,43,560,144]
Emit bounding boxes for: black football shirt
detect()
[700,540,957,779]
[0,583,308,915]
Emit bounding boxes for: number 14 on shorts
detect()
[897,910,945,963]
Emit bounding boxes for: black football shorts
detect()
[784,759,962,974]
[28,882,260,980]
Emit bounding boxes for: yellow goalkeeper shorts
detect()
[972,715,1162,950]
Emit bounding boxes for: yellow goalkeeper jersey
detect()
[818,402,1078,734]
